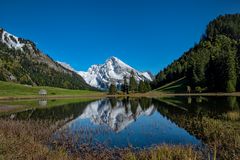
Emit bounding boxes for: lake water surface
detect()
[1,96,239,152]
[57,98,201,148]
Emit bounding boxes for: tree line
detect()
[109,71,151,95]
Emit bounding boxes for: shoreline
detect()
[1,91,240,101]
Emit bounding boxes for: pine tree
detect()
[225,41,237,92]
[129,70,137,93]
[121,76,129,94]
[138,80,146,93]
[157,71,166,82]
[205,55,216,91]
[144,81,151,92]
[109,83,117,95]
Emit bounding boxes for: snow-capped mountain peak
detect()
[0,28,25,50]
[79,56,153,90]
[105,56,132,69]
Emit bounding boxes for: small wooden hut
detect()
[39,89,47,96]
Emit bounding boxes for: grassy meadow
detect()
[0,81,104,98]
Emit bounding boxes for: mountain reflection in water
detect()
[57,98,201,148]
[77,99,155,132]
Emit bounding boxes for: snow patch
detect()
[142,72,152,81]
[0,29,25,50]
[57,61,75,71]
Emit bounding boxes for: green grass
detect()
[0,81,102,97]
[155,77,188,93]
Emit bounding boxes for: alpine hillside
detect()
[152,14,240,93]
[79,56,153,90]
[0,28,93,90]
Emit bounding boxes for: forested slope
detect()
[0,28,94,90]
[153,14,240,93]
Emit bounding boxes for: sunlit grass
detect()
[222,111,240,121]
[0,80,102,97]
[155,77,187,93]
[125,145,200,160]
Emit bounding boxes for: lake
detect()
[0,96,239,157]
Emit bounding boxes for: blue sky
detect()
[0,0,239,74]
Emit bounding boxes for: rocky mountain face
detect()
[78,56,153,90]
[57,61,75,72]
[0,28,93,90]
